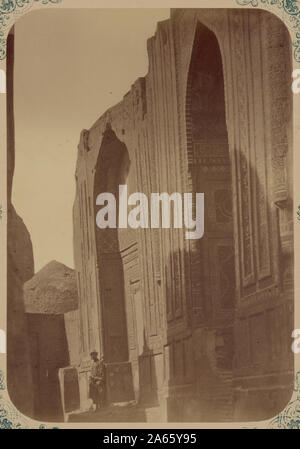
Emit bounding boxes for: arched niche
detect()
[186,21,235,329]
[93,123,131,364]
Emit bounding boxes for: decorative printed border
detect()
[0,369,300,428]
[236,0,300,62]
[0,0,298,429]
[0,0,62,60]
[267,375,300,429]
[0,370,59,428]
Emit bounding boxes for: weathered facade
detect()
[73,9,294,421]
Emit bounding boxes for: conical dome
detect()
[24,260,78,314]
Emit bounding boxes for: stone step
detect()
[68,403,147,423]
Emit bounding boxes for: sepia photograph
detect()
[4,4,296,428]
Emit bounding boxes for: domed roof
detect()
[24,260,78,314]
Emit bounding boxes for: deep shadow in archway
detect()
[93,124,137,405]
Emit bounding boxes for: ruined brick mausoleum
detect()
[72,9,294,421]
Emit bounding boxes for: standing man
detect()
[89,350,105,411]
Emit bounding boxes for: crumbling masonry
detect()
[71,8,294,421]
